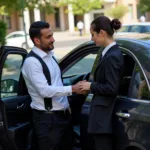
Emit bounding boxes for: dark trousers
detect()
[79,29,83,36]
[32,109,73,150]
[94,134,113,150]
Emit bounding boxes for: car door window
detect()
[15,34,24,37]
[129,64,150,100]
[7,34,16,39]
[63,53,97,76]
[118,26,130,32]
[144,26,150,32]
[130,26,141,33]
[1,54,23,98]
[118,53,135,96]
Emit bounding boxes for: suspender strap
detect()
[27,51,52,110]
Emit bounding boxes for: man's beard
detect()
[41,43,54,52]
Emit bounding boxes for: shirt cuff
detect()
[65,86,72,96]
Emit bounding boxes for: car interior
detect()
[118,53,135,96]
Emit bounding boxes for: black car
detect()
[0,38,150,150]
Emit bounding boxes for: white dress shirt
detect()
[102,42,116,57]
[22,46,72,111]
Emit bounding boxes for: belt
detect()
[32,108,70,115]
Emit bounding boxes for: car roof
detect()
[82,39,150,84]
[116,38,150,83]
[122,22,150,26]
[6,31,26,37]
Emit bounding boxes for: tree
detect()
[59,0,104,15]
[0,0,59,15]
[0,20,7,45]
[106,5,128,19]
[138,0,150,14]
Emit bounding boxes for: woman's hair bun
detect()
[111,19,122,30]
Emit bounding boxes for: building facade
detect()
[1,0,140,34]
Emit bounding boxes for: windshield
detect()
[118,26,130,32]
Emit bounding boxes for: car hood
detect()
[114,32,150,39]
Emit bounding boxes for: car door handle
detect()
[17,103,25,110]
[116,112,130,119]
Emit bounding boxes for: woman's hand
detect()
[79,81,91,91]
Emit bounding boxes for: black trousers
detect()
[32,109,73,150]
[94,134,113,150]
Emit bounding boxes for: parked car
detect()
[5,31,33,49]
[115,23,150,39]
[118,22,150,34]
[0,38,150,150]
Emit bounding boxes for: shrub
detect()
[106,5,128,20]
[0,20,7,45]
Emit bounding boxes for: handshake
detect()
[72,80,91,94]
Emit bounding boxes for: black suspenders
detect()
[27,51,52,111]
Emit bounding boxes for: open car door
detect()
[59,42,99,147]
[0,46,33,150]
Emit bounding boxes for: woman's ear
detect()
[100,29,106,36]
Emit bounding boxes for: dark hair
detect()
[91,16,121,36]
[29,21,50,43]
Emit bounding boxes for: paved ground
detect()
[53,31,90,59]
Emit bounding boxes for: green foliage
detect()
[106,5,128,19]
[0,0,59,15]
[138,0,150,14]
[0,6,8,15]
[59,0,104,15]
[0,20,7,45]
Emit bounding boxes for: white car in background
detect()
[5,31,33,49]
[115,22,150,39]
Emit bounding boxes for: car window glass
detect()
[7,34,16,39]
[130,26,141,33]
[130,64,150,100]
[145,26,150,32]
[1,54,23,98]
[118,26,130,32]
[118,53,135,97]
[63,54,97,76]
[15,34,24,37]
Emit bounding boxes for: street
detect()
[53,31,90,59]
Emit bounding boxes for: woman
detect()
[80,16,124,150]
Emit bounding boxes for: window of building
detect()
[2,16,11,29]
[55,8,60,28]
[29,10,35,24]
[40,10,46,21]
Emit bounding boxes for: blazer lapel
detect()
[93,44,118,80]
[94,55,106,79]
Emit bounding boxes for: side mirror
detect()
[1,79,18,93]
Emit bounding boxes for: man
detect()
[77,21,84,36]
[22,21,82,150]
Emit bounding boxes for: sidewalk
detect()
[53,31,90,59]
[54,30,90,42]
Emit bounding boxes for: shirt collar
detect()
[32,46,54,58]
[102,41,116,57]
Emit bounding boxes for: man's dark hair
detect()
[29,21,50,44]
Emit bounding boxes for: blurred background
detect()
[0,0,150,59]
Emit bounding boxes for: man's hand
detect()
[72,82,87,94]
